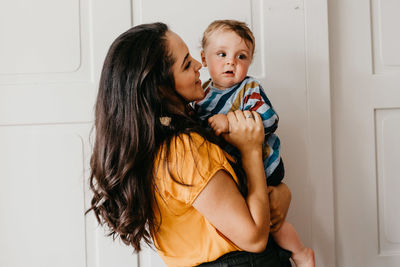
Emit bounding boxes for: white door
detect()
[0,0,334,266]
[0,0,139,266]
[135,0,335,266]
[329,0,400,266]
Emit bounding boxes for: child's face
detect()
[202,30,253,90]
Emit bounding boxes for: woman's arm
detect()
[193,110,270,253]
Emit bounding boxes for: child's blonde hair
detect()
[201,20,255,56]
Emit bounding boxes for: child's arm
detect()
[208,114,229,136]
[243,81,279,135]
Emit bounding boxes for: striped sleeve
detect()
[242,80,279,135]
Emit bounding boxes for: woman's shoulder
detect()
[170,132,214,153]
[159,131,235,173]
[155,132,238,204]
[174,131,206,145]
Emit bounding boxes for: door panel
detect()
[0,125,87,267]
[134,0,334,266]
[329,0,400,266]
[0,0,80,74]
[376,109,400,255]
[0,0,136,266]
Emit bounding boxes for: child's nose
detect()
[226,57,235,65]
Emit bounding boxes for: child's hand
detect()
[208,114,229,136]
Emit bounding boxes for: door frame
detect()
[303,0,335,266]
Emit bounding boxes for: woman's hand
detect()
[268,183,292,232]
[221,110,264,154]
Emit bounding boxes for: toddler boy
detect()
[194,20,314,267]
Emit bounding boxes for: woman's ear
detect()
[201,50,207,67]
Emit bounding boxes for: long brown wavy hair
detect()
[86,22,247,252]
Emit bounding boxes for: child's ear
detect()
[201,50,207,67]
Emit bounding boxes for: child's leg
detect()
[272,221,315,267]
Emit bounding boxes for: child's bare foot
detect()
[292,247,315,267]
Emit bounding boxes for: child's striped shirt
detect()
[194,76,282,179]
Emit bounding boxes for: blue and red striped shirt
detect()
[194,76,282,179]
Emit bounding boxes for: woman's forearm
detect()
[241,148,270,250]
[201,110,270,252]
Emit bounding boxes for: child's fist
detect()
[208,114,229,136]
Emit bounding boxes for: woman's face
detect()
[166,31,204,103]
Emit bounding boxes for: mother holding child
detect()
[87,20,315,267]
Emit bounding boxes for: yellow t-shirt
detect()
[153,133,241,266]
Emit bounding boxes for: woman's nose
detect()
[194,59,202,71]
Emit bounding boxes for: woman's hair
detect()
[87,22,247,252]
[201,19,255,56]
[87,22,176,251]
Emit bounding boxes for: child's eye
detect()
[184,61,191,70]
[217,52,226,57]
[238,54,247,60]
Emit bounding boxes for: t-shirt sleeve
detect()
[242,81,279,135]
[156,133,239,205]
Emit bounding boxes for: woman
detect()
[87,22,292,266]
